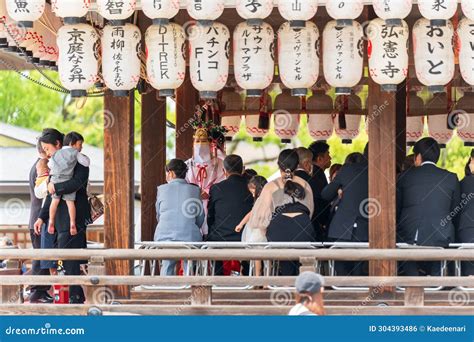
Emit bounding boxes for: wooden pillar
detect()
[103,94,135,298]
[367,78,398,285]
[175,76,198,160]
[141,91,167,242]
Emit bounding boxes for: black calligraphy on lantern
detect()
[110,27,125,87]
[239,24,265,82]
[153,0,162,10]
[432,0,447,12]
[66,28,86,83]
[193,0,202,11]
[157,25,170,79]
[13,0,30,13]
[291,0,302,12]
[105,0,124,15]
[425,24,446,75]
[245,0,262,13]
[194,26,225,82]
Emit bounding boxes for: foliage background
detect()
[0,71,471,180]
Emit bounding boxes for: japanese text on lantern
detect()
[111,26,125,87]
[158,25,170,79]
[13,0,30,13]
[246,0,262,13]
[67,28,86,83]
[293,29,302,81]
[426,24,446,75]
[195,26,222,82]
[380,25,401,78]
[240,25,264,81]
[106,0,124,15]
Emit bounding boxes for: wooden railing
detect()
[0,248,473,316]
[0,224,105,248]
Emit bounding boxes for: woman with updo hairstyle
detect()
[247,149,315,275]
[154,159,205,276]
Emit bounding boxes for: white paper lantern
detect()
[406,116,425,146]
[373,0,412,26]
[457,113,474,146]
[102,24,141,96]
[245,115,268,141]
[462,0,474,21]
[146,23,186,97]
[57,23,99,97]
[234,21,274,97]
[189,22,230,99]
[96,0,136,24]
[326,0,364,27]
[413,18,454,93]
[335,113,360,144]
[367,18,409,92]
[186,0,225,23]
[278,21,319,96]
[51,0,90,22]
[141,0,180,23]
[458,18,474,86]
[307,91,334,141]
[236,0,273,24]
[221,116,242,141]
[274,112,299,143]
[428,114,453,147]
[277,0,318,28]
[418,0,457,26]
[323,20,364,95]
[6,0,45,28]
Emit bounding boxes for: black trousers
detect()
[57,227,87,303]
[28,229,50,294]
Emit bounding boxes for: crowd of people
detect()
[25,125,474,304]
[156,137,474,278]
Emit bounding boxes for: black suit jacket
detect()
[310,165,331,232]
[397,163,460,247]
[295,169,320,240]
[28,159,43,231]
[321,162,369,242]
[456,175,474,243]
[39,163,91,232]
[207,174,254,241]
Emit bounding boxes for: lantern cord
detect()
[1,20,107,97]
[2,20,67,91]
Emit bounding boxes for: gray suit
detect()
[154,179,204,275]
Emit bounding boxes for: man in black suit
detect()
[34,129,91,303]
[308,141,332,241]
[28,141,53,303]
[321,144,369,276]
[207,154,254,274]
[397,137,461,276]
[295,147,320,241]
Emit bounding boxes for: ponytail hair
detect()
[278,149,306,200]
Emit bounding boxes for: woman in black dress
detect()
[266,149,315,275]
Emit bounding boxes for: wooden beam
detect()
[175,76,198,160]
[140,92,166,242]
[367,77,398,288]
[137,12,167,244]
[103,93,135,298]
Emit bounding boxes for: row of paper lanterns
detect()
[5,1,474,27]
[221,89,474,146]
[2,1,474,97]
[51,17,474,98]
[222,110,473,147]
